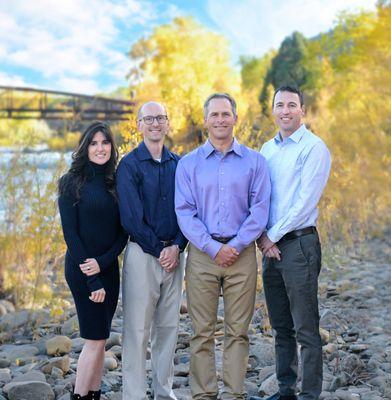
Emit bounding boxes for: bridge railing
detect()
[0,86,135,121]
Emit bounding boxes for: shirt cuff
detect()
[173,236,188,252]
[203,239,223,260]
[266,227,283,244]
[227,237,246,253]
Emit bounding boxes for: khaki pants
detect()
[186,243,257,400]
[122,241,185,400]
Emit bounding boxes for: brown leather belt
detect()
[211,235,235,244]
[278,227,317,243]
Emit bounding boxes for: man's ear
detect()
[301,105,306,116]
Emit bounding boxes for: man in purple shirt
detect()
[175,93,271,400]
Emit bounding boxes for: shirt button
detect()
[221,188,224,191]
[162,196,167,200]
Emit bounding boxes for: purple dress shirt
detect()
[175,138,271,259]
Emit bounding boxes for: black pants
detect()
[262,232,322,400]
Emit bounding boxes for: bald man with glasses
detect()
[117,101,188,400]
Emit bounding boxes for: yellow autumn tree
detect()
[127,17,244,149]
[303,3,391,243]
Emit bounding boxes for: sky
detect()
[0,0,377,95]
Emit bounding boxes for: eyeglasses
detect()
[139,115,168,125]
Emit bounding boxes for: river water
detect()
[0,149,72,225]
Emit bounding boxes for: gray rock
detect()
[258,373,278,395]
[3,370,46,393]
[244,380,259,397]
[11,370,46,384]
[174,363,189,377]
[173,376,188,388]
[249,340,275,367]
[71,337,85,353]
[57,394,71,400]
[105,332,122,349]
[0,344,39,363]
[0,310,29,330]
[0,304,7,317]
[360,394,384,400]
[340,354,363,374]
[320,310,348,331]
[0,300,15,314]
[173,388,192,399]
[0,368,11,384]
[61,315,79,336]
[258,365,275,383]
[50,366,64,379]
[348,344,369,353]
[329,372,349,391]
[0,357,10,368]
[369,375,391,392]
[7,381,55,400]
[334,389,357,400]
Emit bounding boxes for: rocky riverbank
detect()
[0,236,390,400]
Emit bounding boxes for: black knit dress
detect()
[58,161,128,340]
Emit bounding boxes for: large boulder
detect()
[6,381,54,400]
[0,344,39,363]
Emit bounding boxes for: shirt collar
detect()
[202,138,243,158]
[274,124,307,144]
[137,141,174,162]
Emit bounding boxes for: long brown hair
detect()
[58,121,118,201]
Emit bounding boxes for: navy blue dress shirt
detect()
[116,141,188,258]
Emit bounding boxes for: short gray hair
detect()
[203,93,237,119]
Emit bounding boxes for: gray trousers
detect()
[122,241,185,400]
[262,232,322,400]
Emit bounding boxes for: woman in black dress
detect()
[58,122,128,400]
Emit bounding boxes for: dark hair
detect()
[272,86,304,107]
[203,92,237,119]
[58,121,119,201]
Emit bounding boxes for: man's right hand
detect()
[265,244,281,261]
[214,245,239,267]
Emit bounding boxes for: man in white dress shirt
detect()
[258,86,331,400]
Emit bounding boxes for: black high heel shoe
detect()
[88,390,101,399]
[71,393,90,400]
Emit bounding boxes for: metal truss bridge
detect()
[0,85,134,121]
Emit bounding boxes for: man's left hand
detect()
[159,245,180,273]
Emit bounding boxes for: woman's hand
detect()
[80,258,101,276]
[89,288,106,303]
